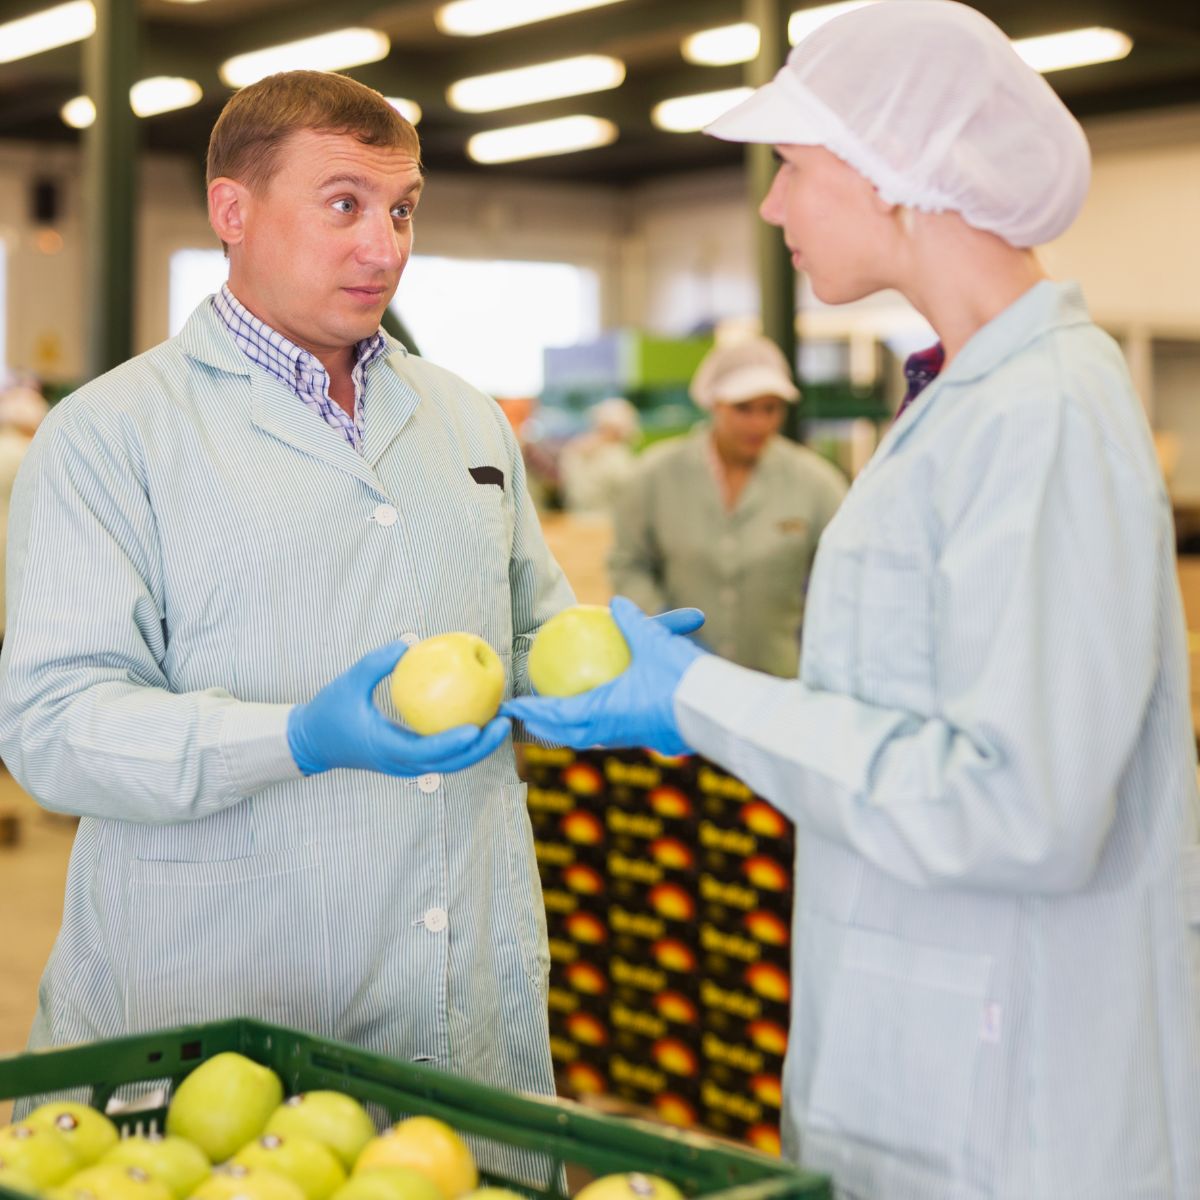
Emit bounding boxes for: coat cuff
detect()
[218,702,303,795]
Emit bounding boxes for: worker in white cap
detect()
[559,395,641,516]
[609,334,845,676]
[507,3,1200,1196]
[0,382,50,643]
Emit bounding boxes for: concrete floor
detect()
[0,771,75,1124]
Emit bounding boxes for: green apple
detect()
[191,1166,306,1200]
[263,1094,375,1172]
[0,1122,81,1187]
[329,1168,441,1200]
[27,1103,120,1166]
[574,1175,683,1200]
[527,606,630,697]
[390,633,504,735]
[166,1053,284,1164]
[459,1191,525,1200]
[230,1136,345,1200]
[102,1135,209,1198]
[0,1162,39,1196]
[50,1163,173,1200]
[353,1119,475,1200]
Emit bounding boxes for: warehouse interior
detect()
[2,0,1200,1194]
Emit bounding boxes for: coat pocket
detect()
[807,927,991,1171]
[125,844,333,1035]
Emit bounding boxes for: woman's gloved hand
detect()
[502,596,704,755]
[651,607,706,637]
[288,641,511,776]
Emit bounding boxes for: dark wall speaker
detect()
[31,178,61,226]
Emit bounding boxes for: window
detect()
[393,256,599,397]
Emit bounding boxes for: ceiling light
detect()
[437,0,627,37]
[219,28,390,88]
[788,0,876,44]
[385,97,422,124]
[448,55,624,113]
[652,88,754,133]
[130,76,203,117]
[0,0,95,65]
[467,114,616,163]
[683,24,760,67]
[1013,27,1132,73]
[61,95,96,129]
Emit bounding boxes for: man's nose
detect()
[358,210,405,269]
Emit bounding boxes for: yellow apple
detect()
[574,1175,684,1200]
[50,1163,173,1200]
[27,1103,119,1166]
[263,1094,375,1173]
[353,1118,476,1200]
[0,1122,81,1187]
[166,1053,284,1164]
[527,606,630,697]
[191,1166,307,1200]
[329,1168,441,1200]
[102,1134,210,1198]
[390,633,505,735]
[0,1162,38,1196]
[230,1135,345,1200]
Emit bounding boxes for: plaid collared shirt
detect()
[896,341,946,421]
[212,284,388,452]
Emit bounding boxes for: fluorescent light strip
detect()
[652,87,754,133]
[467,114,616,163]
[0,0,95,65]
[437,0,628,37]
[219,28,390,88]
[682,24,759,67]
[448,54,624,113]
[61,76,204,127]
[1013,26,1132,73]
[385,97,422,124]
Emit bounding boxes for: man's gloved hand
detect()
[288,641,511,777]
[502,597,703,755]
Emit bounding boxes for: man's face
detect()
[759,144,890,305]
[711,395,786,465]
[222,128,423,360]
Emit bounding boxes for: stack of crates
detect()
[520,746,795,1156]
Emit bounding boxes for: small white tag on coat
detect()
[980,1001,1002,1043]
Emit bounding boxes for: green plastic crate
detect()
[0,1019,830,1200]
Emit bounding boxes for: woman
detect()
[506,4,1200,1197]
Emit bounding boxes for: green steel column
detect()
[83,0,139,380]
[743,0,799,435]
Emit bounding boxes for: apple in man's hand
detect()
[528,605,631,697]
[389,634,504,735]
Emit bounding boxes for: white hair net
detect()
[589,396,640,440]
[705,0,1091,248]
[690,335,800,411]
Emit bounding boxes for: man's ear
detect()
[208,177,248,247]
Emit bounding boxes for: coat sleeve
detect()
[607,457,668,614]
[502,410,576,697]
[0,401,299,823]
[674,393,1162,894]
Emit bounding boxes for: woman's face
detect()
[760,144,896,305]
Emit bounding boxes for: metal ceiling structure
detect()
[2,0,1200,185]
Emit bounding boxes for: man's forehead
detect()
[284,128,423,186]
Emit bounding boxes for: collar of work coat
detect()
[176,298,420,489]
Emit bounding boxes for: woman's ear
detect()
[208,178,247,247]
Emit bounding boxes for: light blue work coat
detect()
[0,300,574,1109]
[674,282,1200,1200]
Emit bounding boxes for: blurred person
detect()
[507,4,1200,1197]
[0,382,49,643]
[609,335,846,676]
[558,395,640,516]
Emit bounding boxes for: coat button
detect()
[400,631,419,646]
[423,907,448,933]
[373,504,399,526]
[417,773,441,793]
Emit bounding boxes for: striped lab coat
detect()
[675,282,1200,1199]
[0,299,574,1105]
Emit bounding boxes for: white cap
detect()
[690,336,800,411]
[0,385,49,434]
[589,396,640,439]
[705,0,1091,248]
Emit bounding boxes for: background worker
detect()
[609,335,845,675]
[506,4,1200,1197]
[558,395,641,517]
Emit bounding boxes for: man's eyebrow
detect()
[317,172,425,197]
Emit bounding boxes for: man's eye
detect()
[392,203,413,220]
[333,198,355,214]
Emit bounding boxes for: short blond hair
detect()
[206,70,420,193]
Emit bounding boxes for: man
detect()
[0,71,573,1104]
[609,335,845,676]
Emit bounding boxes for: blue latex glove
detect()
[288,641,512,776]
[502,596,703,755]
[651,607,706,637]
